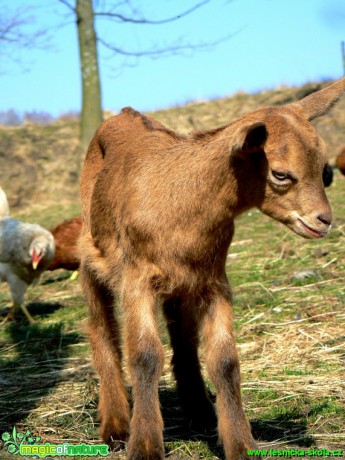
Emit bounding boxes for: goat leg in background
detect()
[163,296,217,432]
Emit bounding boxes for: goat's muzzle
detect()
[291,212,332,239]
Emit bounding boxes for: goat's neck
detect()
[176,129,256,220]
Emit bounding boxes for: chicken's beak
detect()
[32,254,40,270]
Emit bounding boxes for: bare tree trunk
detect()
[76,0,103,152]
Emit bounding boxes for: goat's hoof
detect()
[108,438,127,452]
[237,438,261,460]
[127,444,164,460]
[101,420,129,452]
[180,394,217,434]
[188,404,217,434]
[222,435,260,460]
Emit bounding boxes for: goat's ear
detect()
[232,122,267,157]
[288,78,345,121]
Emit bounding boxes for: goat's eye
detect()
[272,170,289,181]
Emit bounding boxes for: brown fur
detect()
[48,215,82,271]
[336,147,345,175]
[79,79,345,460]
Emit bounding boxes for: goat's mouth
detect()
[293,218,330,239]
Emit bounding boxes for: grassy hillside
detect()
[0,79,345,211]
[0,80,344,459]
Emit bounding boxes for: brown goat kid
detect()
[79,78,345,460]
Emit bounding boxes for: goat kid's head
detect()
[231,78,345,239]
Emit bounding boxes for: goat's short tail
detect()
[80,125,106,229]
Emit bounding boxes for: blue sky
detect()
[1,0,344,117]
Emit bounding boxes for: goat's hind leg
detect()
[80,263,130,450]
[163,297,216,432]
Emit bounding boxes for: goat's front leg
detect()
[201,286,257,460]
[122,275,165,460]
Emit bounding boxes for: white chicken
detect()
[0,188,55,324]
[0,187,9,218]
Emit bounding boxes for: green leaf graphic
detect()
[1,432,11,442]
[8,444,17,454]
[2,427,40,454]
[3,441,14,447]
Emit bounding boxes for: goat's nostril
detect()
[318,214,332,226]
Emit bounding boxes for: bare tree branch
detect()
[94,0,210,25]
[56,0,76,13]
[55,0,236,155]
[0,4,49,66]
[97,29,241,59]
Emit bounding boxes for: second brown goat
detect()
[336,146,345,175]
